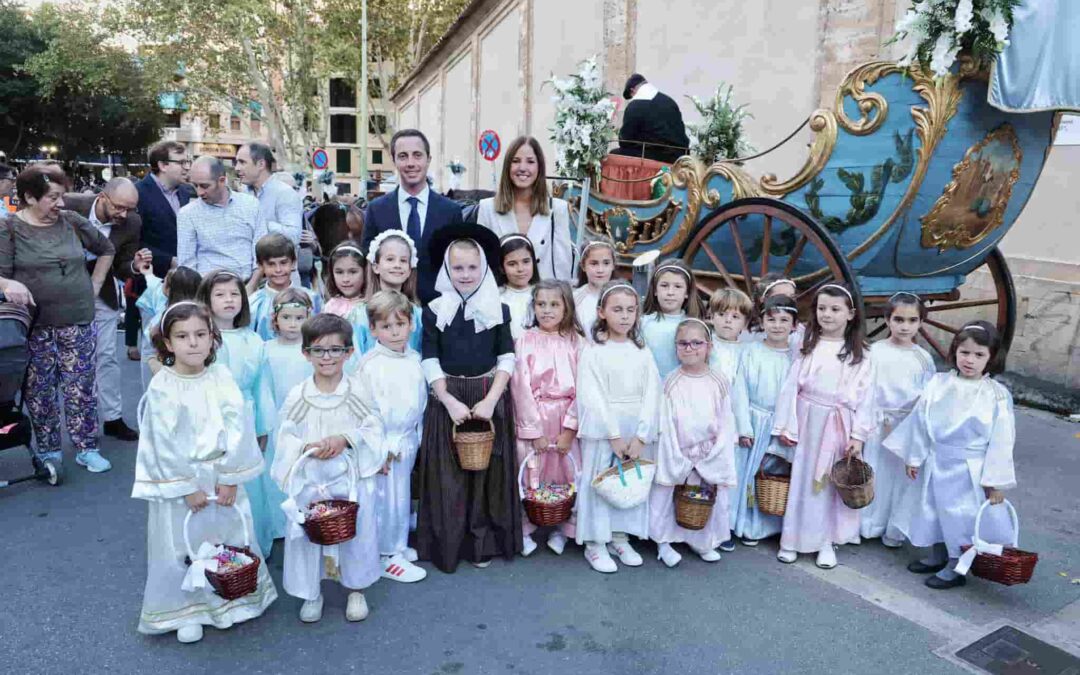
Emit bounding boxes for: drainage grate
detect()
[955,625,1080,674]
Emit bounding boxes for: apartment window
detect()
[164,112,182,128]
[208,114,221,130]
[230,115,242,132]
[250,118,261,134]
[330,114,357,144]
[329,78,356,108]
[336,148,352,174]
[371,149,383,165]
[368,114,387,135]
[369,77,382,99]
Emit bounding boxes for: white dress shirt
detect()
[397,185,430,236]
[176,190,267,278]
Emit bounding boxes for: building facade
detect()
[390,0,1080,389]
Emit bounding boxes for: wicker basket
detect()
[454,419,495,471]
[959,500,1038,586]
[673,483,715,530]
[830,454,875,509]
[592,456,656,510]
[518,449,578,527]
[754,469,791,516]
[285,448,360,546]
[183,500,260,601]
[302,500,360,545]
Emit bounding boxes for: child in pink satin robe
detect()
[772,284,875,569]
[510,281,586,557]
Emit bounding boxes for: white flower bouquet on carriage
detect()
[547,55,617,180]
[892,0,1019,76]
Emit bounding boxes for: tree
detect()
[0,0,49,158]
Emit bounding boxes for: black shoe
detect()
[718,539,736,552]
[907,559,948,574]
[925,574,967,590]
[103,418,139,442]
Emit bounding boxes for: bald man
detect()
[64,178,145,441]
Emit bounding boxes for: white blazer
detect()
[476,197,575,282]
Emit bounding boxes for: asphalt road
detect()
[1,334,1077,675]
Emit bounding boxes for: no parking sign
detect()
[478,130,501,162]
[311,147,329,170]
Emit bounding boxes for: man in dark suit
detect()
[613,73,691,164]
[361,129,464,304]
[65,178,148,441]
[136,140,196,277]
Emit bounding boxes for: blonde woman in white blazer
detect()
[476,136,575,282]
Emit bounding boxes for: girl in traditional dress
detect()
[139,265,201,385]
[352,290,429,584]
[133,301,277,643]
[884,320,1016,590]
[708,287,752,383]
[510,279,585,557]
[197,270,282,557]
[351,230,423,355]
[416,224,521,572]
[730,295,798,545]
[321,241,367,320]
[576,281,662,573]
[270,314,383,622]
[573,240,616,342]
[773,283,875,569]
[641,259,705,379]
[860,292,935,546]
[498,234,540,340]
[650,318,737,567]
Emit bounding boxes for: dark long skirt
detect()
[414,372,522,573]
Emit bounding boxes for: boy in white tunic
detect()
[353,290,428,583]
[271,314,384,622]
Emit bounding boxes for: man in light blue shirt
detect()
[177,156,267,279]
[236,142,307,285]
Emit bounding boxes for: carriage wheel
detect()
[866,248,1016,362]
[681,198,861,315]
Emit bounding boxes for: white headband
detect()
[581,240,615,256]
[678,317,712,336]
[654,264,691,281]
[333,245,365,258]
[159,301,202,331]
[962,323,988,333]
[501,234,534,249]
[889,291,922,304]
[763,304,799,316]
[762,278,795,297]
[820,284,853,302]
[598,282,637,305]
[367,230,418,268]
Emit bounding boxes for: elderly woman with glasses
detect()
[0,164,116,474]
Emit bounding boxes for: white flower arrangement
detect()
[547,55,616,180]
[892,0,1020,77]
[685,83,754,164]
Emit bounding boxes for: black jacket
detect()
[616,91,690,164]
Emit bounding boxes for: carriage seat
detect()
[599,155,669,201]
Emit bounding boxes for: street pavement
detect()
[1,333,1078,675]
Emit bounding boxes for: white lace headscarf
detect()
[429,238,503,333]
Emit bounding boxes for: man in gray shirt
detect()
[177,156,267,279]
[235,142,306,284]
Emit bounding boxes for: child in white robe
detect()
[773,284,875,570]
[860,292,935,545]
[640,259,706,379]
[730,295,798,545]
[352,290,428,583]
[650,318,737,567]
[573,240,616,343]
[576,281,662,573]
[271,314,384,622]
[884,320,1016,589]
[132,301,277,644]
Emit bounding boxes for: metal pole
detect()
[574,175,591,254]
[359,0,369,197]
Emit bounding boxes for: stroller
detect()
[0,294,61,488]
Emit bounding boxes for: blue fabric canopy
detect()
[989,0,1080,112]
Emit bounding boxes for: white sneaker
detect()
[740,538,759,547]
[403,546,418,562]
[381,554,427,583]
[657,543,682,568]
[522,534,538,557]
[607,540,643,567]
[816,545,837,569]
[777,548,798,564]
[299,595,324,623]
[547,532,567,556]
[585,543,617,573]
[345,592,369,621]
[176,624,203,643]
[882,536,903,549]
[692,546,722,563]
[471,559,492,569]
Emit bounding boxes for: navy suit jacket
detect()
[361,188,464,304]
[136,174,195,277]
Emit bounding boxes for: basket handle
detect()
[284,446,359,506]
[606,453,642,487]
[517,447,581,499]
[182,496,251,562]
[955,498,1019,576]
[452,418,495,441]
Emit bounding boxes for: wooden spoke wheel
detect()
[681,197,861,316]
[865,248,1016,362]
